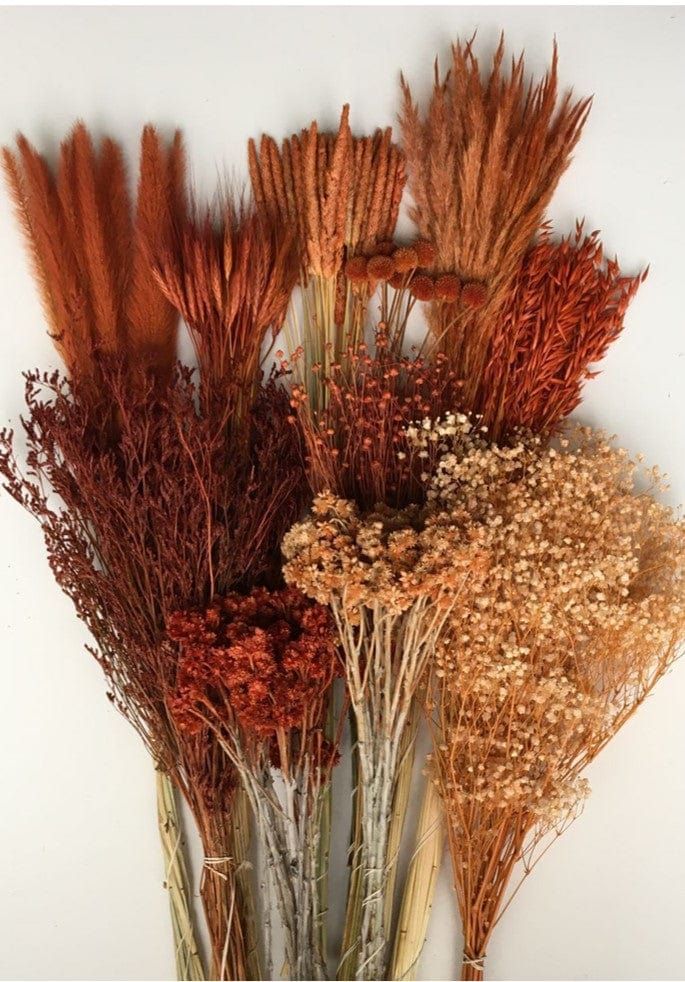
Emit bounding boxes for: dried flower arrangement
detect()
[168,586,341,980]
[1,31,682,982]
[0,125,303,980]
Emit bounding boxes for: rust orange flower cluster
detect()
[344,239,487,307]
[168,587,339,744]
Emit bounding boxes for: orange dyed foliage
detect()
[479,226,645,439]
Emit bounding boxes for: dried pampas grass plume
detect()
[2,123,185,383]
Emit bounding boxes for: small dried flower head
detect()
[368,254,396,281]
[414,240,436,267]
[389,271,407,290]
[345,255,369,283]
[434,275,461,303]
[392,246,419,273]
[461,281,488,309]
[374,240,396,257]
[411,274,436,302]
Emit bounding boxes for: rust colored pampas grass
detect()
[400,38,591,404]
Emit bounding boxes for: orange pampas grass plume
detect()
[127,125,186,376]
[2,123,186,384]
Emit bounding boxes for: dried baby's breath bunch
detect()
[283,490,487,979]
[411,420,685,980]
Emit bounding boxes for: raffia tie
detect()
[203,856,233,881]
[462,955,486,970]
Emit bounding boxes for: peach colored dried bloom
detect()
[345,255,369,283]
[392,246,419,273]
[368,254,396,281]
[434,274,461,303]
[413,239,436,267]
[411,274,436,302]
[461,282,487,310]
[410,419,685,980]
[283,490,487,977]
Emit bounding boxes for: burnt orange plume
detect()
[400,36,591,402]
[2,123,186,383]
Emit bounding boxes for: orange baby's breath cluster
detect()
[410,420,685,979]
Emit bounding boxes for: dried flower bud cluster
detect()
[168,586,338,746]
[283,491,485,619]
[291,343,464,510]
[344,242,486,307]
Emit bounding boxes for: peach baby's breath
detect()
[409,419,685,980]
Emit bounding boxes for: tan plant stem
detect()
[461,949,486,982]
[332,598,452,981]
[231,788,262,981]
[215,731,329,981]
[155,769,206,981]
[390,779,444,981]
[337,717,364,981]
[195,805,252,981]
[383,703,421,938]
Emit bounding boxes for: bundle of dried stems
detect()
[250,107,406,398]
[410,418,685,980]
[400,38,591,404]
[283,492,486,979]
[2,122,184,385]
[1,125,304,981]
[169,587,341,980]
[1,31,679,982]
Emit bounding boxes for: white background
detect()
[0,5,684,981]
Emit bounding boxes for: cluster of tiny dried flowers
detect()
[409,419,685,826]
[167,586,339,754]
[282,492,485,621]
[289,341,464,511]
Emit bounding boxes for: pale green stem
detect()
[155,768,206,981]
